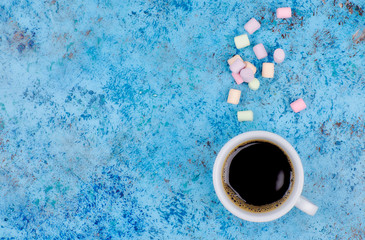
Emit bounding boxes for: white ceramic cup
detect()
[213,131,318,222]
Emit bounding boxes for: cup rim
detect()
[212,131,304,222]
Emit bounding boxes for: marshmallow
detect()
[234,34,250,49]
[232,73,244,85]
[228,55,244,65]
[240,67,254,83]
[262,63,274,78]
[253,43,268,59]
[290,98,307,113]
[244,61,257,74]
[274,49,285,63]
[237,110,253,122]
[227,89,241,105]
[248,78,260,90]
[244,18,261,35]
[229,59,246,73]
[277,7,292,18]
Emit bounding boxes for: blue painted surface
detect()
[0,0,364,239]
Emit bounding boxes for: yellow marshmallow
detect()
[237,110,253,122]
[234,34,250,49]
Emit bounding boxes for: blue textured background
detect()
[0,0,364,239]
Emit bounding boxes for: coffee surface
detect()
[226,141,292,206]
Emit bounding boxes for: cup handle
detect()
[295,195,318,216]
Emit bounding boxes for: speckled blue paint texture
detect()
[0,0,364,239]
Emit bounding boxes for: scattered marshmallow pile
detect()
[226,7,307,122]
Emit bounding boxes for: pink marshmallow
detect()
[253,43,268,59]
[277,7,292,18]
[290,98,307,113]
[239,67,254,83]
[229,59,246,73]
[244,18,261,35]
[274,49,285,63]
[232,73,244,85]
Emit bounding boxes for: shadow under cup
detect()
[221,140,295,213]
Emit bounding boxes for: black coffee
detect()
[222,140,293,212]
